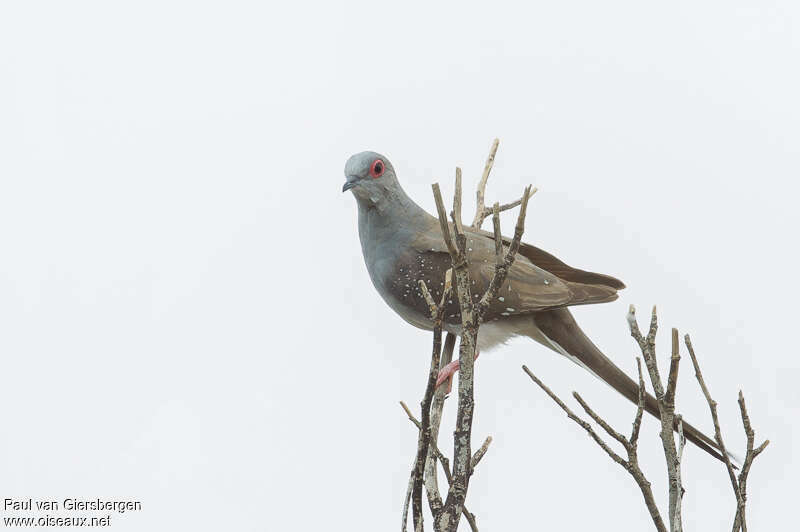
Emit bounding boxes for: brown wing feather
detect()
[410,220,623,321]
[467,225,625,290]
[515,241,626,289]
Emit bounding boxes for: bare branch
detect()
[492,188,537,216]
[684,334,770,532]
[452,167,464,237]
[399,400,451,520]
[673,416,685,532]
[524,302,769,532]
[574,392,630,450]
[401,454,418,532]
[476,185,532,318]
[431,184,457,258]
[471,138,500,228]
[471,436,492,470]
[523,365,667,531]
[413,324,442,530]
[522,366,627,467]
[400,379,480,529]
[399,400,417,424]
[440,269,453,307]
[628,306,683,532]
[424,333,455,513]
[665,328,680,410]
[491,203,502,267]
[628,305,665,400]
[733,391,769,532]
[630,358,646,446]
[404,272,453,531]
[435,167,533,531]
[684,334,741,510]
[418,281,438,318]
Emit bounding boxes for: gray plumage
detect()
[343,150,726,463]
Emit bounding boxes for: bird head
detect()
[342,151,400,205]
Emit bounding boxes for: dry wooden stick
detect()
[523,363,667,532]
[476,188,532,319]
[684,334,769,532]
[424,333,455,518]
[430,168,532,531]
[431,175,478,531]
[471,138,500,228]
[405,271,453,532]
[492,190,537,219]
[627,305,684,532]
[684,334,741,514]
[402,141,533,531]
[733,391,769,532]
[402,455,417,532]
[471,436,493,471]
[399,398,478,531]
[674,416,686,530]
[468,139,537,230]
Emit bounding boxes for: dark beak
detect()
[342,175,359,192]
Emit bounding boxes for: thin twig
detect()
[476,185,532,319]
[400,400,451,483]
[665,328,680,412]
[452,167,464,237]
[432,184,458,259]
[685,334,769,532]
[574,392,631,450]
[630,358,645,447]
[402,456,416,532]
[471,138,500,228]
[523,366,628,468]
[436,180,478,530]
[410,276,452,531]
[424,333,455,514]
[628,306,683,532]
[523,364,667,532]
[684,334,742,512]
[733,391,769,532]
[432,152,533,530]
[673,415,685,532]
[471,436,493,470]
[491,188,537,217]
[491,203,502,267]
[399,397,479,530]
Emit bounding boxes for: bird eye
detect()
[370,159,385,178]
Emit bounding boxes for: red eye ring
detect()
[370,159,385,178]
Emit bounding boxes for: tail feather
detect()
[532,308,732,465]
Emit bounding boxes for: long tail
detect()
[532,308,727,464]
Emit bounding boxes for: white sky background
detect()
[1,1,798,530]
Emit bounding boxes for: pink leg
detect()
[435,351,480,392]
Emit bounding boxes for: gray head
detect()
[342,151,404,206]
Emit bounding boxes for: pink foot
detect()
[435,351,480,392]
[436,359,461,389]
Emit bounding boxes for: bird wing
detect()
[468,226,626,290]
[409,220,621,323]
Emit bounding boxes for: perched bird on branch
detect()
[343,150,728,463]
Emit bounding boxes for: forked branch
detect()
[684,334,769,532]
[525,305,768,532]
[400,139,534,532]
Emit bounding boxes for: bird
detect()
[343,150,727,463]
